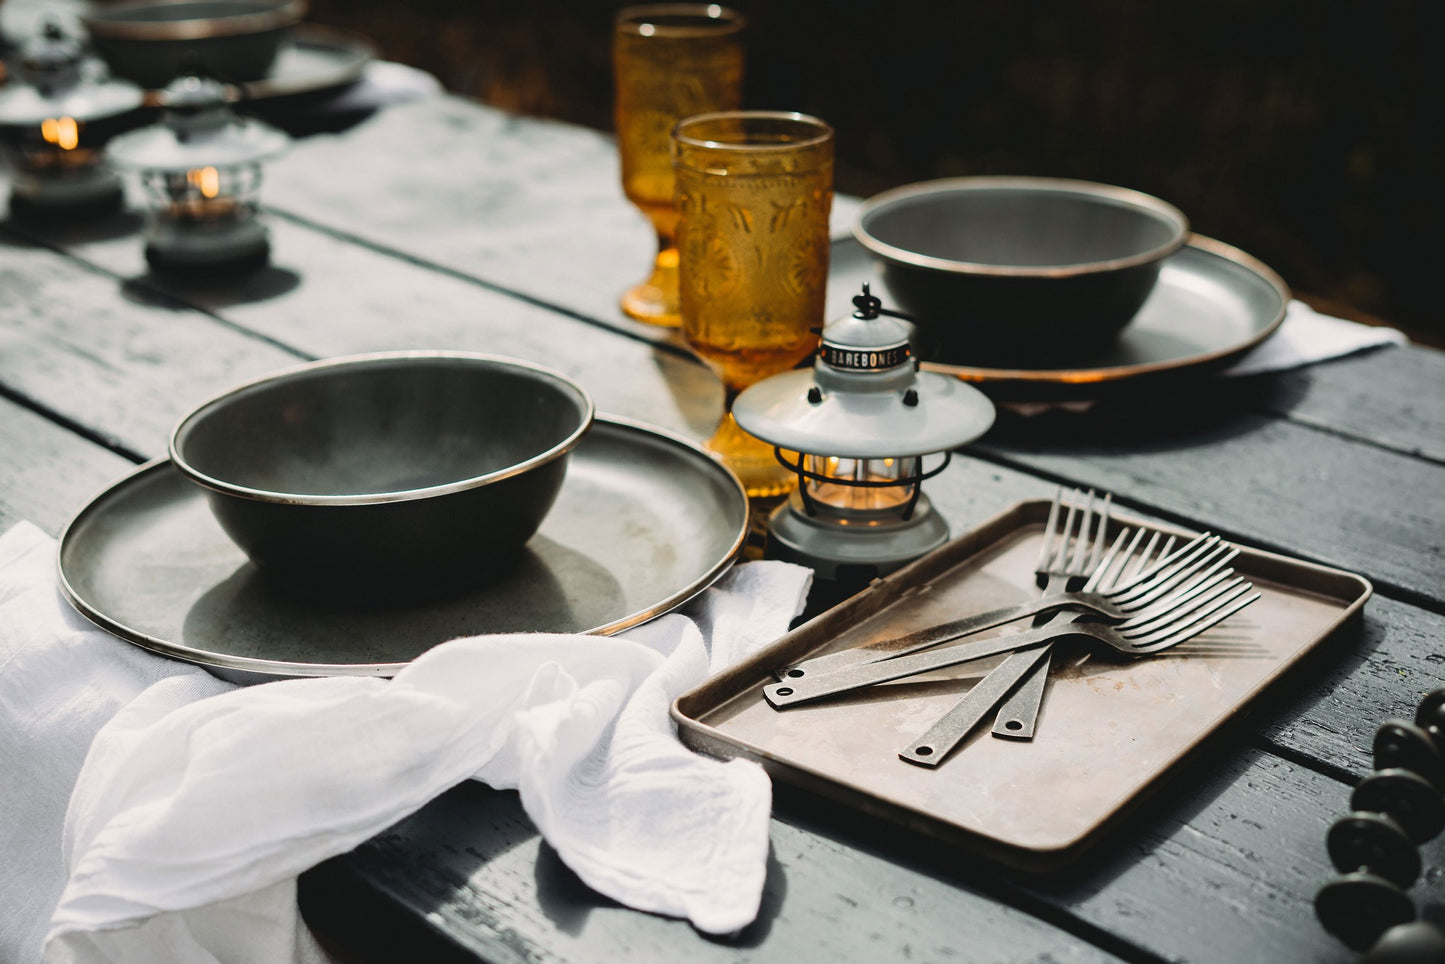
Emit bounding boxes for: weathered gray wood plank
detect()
[1013,746,1441,964]
[0,393,134,536]
[1233,344,1445,464]
[1250,595,1445,776]
[304,781,1127,964]
[311,734,1441,964]
[975,405,1444,604]
[0,229,307,458]
[9,212,725,441]
[260,96,862,347]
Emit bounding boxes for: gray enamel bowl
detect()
[169,352,593,596]
[854,177,1188,364]
[83,0,307,88]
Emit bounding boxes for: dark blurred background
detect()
[304,0,1443,344]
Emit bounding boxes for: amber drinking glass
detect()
[674,110,834,496]
[613,4,745,326]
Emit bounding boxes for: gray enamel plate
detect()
[58,416,748,683]
[241,26,376,101]
[828,233,1290,400]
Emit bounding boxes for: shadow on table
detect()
[3,208,146,246]
[120,264,304,311]
[528,839,786,947]
[301,776,789,962]
[976,373,1301,455]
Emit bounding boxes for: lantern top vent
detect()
[0,21,144,126]
[732,284,995,459]
[106,74,289,173]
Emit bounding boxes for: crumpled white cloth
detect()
[0,523,231,964]
[0,521,811,964]
[1219,298,1407,377]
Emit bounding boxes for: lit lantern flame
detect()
[41,117,79,151]
[803,455,917,513]
[187,166,221,199]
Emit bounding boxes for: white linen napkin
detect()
[1219,299,1407,377]
[0,523,231,964]
[0,521,810,964]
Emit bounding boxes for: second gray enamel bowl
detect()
[854,176,1189,364]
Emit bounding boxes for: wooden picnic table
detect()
[3,92,1443,963]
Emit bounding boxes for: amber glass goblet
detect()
[613,4,744,326]
[674,110,834,496]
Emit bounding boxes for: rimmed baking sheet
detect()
[673,499,1370,870]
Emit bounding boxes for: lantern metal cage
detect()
[0,21,144,218]
[106,74,288,273]
[733,285,996,583]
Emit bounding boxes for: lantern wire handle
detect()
[852,283,918,323]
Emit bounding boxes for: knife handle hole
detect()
[1005,720,1023,731]
[775,687,793,696]
[786,669,805,677]
[915,746,933,756]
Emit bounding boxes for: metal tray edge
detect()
[671,498,1374,871]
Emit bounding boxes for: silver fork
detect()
[993,506,1188,740]
[901,555,1256,766]
[989,488,1115,740]
[762,574,1259,710]
[776,491,1231,681]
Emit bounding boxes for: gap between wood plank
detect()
[0,380,148,465]
[964,445,1444,618]
[0,223,318,368]
[262,206,704,366]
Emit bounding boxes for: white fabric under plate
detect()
[0,521,811,963]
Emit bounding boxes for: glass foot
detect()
[707,412,797,499]
[620,246,679,326]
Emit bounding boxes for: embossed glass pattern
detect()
[674,110,834,496]
[613,4,744,326]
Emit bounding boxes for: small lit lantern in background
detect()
[732,285,996,585]
[106,75,288,274]
[0,22,143,219]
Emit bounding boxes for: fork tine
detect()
[1111,541,1233,606]
[1124,580,1255,645]
[1118,531,1163,587]
[1131,589,1261,653]
[1124,575,1250,632]
[1098,527,1148,592]
[1064,490,1092,574]
[1120,546,1240,607]
[1112,532,1215,593]
[1084,492,1112,575]
[1120,573,1243,633]
[1124,552,1238,609]
[1083,528,1133,592]
[1147,536,1177,577]
[1110,535,1223,601]
[1036,488,1064,574]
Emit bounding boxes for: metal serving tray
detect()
[672,499,1371,871]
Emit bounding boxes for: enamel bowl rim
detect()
[168,350,595,508]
